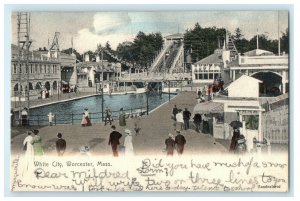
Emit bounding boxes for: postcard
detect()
[9,10,289,192]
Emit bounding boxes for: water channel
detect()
[26,92,177,125]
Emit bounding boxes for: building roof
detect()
[193,50,223,65]
[193,101,224,114]
[227,75,262,90]
[243,49,274,56]
[165,33,184,40]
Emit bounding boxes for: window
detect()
[44,65,47,73]
[39,64,42,74]
[53,65,55,74]
[48,65,51,73]
[19,64,22,73]
[13,63,17,74]
[30,64,33,74]
[204,74,208,79]
[199,74,203,79]
[25,65,28,74]
[209,73,213,79]
[35,64,38,73]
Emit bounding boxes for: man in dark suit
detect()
[108,125,122,157]
[56,133,66,156]
[175,130,186,155]
[183,108,191,130]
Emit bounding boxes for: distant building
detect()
[191,49,224,84]
[11,44,61,101]
[223,48,289,96]
[76,53,121,93]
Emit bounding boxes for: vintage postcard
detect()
[9,10,289,192]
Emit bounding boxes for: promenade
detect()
[11,91,228,156]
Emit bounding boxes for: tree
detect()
[280,28,289,54]
[183,23,226,62]
[61,48,83,62]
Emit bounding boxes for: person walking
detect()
[183,108,191,130]
[11,109,15,127]
[104,107,113,126]
[176,109,184,131]
[84,108,92,126]
[172,105,178,121]
[193,113,202,133]
[165,133,175,156]
[21,107,28,126]
[123,129,134,156]
[47,112,55,126]
[108,125,122,157]
[175,130,186,155]
[229,128,241,152]
[81,113,88,127]
[22,131,34,176]
[32,129,44,156]
[23,131,34,158]
[202,114,209,134]
[56,133,66,156]
[119,108,126,127]
[133,115,141,136]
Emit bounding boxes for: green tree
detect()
[183,23,226,62]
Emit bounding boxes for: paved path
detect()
[11,91,228,156]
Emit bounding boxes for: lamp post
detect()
[101,86,104,121]
[168,80,171,102]
[146,88,149,115]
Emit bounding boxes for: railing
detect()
[149,43,172,73]
[13,106,147,126]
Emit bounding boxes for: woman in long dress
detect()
[32,129,44,156]
[119,108,126,127]
[22,131,34,176]
[123,129,134,156]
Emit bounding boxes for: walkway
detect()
[11,91,228,156]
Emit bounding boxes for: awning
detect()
[193,101,224,114]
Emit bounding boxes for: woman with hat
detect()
[123,129,134,156]
[32,129,44,156]
[165,133,175,156]
[23,131,34,157]
[84,108,92,126]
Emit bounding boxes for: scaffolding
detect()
[17,12,32,123]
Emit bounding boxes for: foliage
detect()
[183,23,226,63]
[61,48,83,63]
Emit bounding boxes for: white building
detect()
[223,48,289,96]
[193,75,265,152]
[191,48,230,84]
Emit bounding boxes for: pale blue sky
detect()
[11,11,288,53]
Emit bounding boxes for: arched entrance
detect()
[35,82,42,90]
[28,82,33,90]
[53,81,57,90]
[44,81,51,91]
[251,72,282,97]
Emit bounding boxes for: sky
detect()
[11,11,288,54]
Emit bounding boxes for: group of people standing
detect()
[172,104,210,134]
[172,105,192,131]
[81,108,92,127]
[108,125,134,157]
[23,129,66,157]
[165,130,186,156]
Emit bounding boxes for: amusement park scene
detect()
[10,11,289,157]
